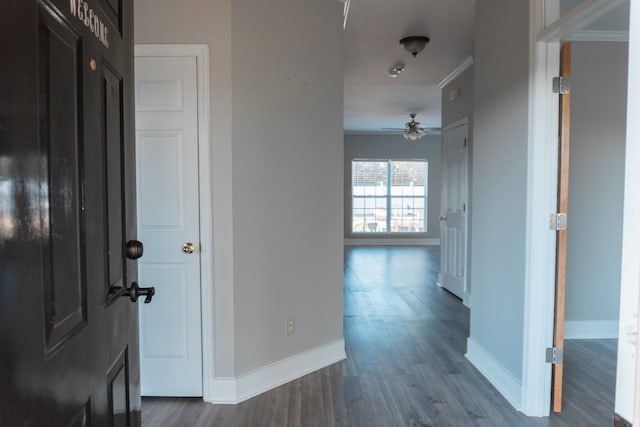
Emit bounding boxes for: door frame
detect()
[522,0,634,417]
[134,44,213,401]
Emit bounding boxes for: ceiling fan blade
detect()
[380,112,442,136]
[423,127,441,134]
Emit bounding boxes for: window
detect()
[352,160,428,233]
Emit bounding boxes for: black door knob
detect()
[126,240,144,259]
[122,282,155,304]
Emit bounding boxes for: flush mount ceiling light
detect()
[388,62,405,78]
[399,36,430,58]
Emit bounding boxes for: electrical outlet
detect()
[286,315,295,336]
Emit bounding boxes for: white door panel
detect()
[135,55,202,396]
[138,132,186,229]
[140,265,188,358]
[440,121,468,302]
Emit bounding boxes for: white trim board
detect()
[438,56,474,89]
[134,44,214,402]
[466,338,522,411]
[564,320,619,339]
[617,2,640,420]
[537,0,626,42]
[567,30,628,42]
[344,238,440,246]
[209,340,346,404]
[521,1,559,416]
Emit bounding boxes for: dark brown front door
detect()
[0,0,144,425]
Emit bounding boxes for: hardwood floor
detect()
[142,246,617,427]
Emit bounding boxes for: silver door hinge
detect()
[546,347,563,364]
[549,213,568,231]
[552,76,571,94]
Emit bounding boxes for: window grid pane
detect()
[352,196,387,232]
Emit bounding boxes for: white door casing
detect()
[523,0,629,417]
[135,50,208,397]
[439,119,469,304]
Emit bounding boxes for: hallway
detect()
[142,246,615,426]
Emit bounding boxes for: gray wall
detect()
[231,0,344,375]
[565,42,627,328]
[135,0,237,379]
[135,0,344,379]
[470,0,530,381]
[343,134,441,239]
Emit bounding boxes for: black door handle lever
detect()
[123,282,155,303]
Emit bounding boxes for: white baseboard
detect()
[465,338,522,411]
[207,378,237,404]
[344,238,440,246]
[207,340,346,404]
[564,320,619,339]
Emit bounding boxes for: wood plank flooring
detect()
[142,246,617,427]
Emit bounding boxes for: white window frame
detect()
[351,159,428,234]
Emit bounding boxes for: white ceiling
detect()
[343,0,475,134]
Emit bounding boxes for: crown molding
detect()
[567,30,628,42]
[437,56,474,89]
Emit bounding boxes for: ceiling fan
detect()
[382,113,440,141]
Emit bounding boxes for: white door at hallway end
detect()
[135,53,202,396]
[439,119,469,304]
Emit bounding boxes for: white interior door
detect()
[439,120,469,303]
[135,55,202,396]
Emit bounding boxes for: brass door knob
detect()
[182,242,195,254]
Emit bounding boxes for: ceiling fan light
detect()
[397,113,427,141]
[404,130,421,141]
[399,36,430,57]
